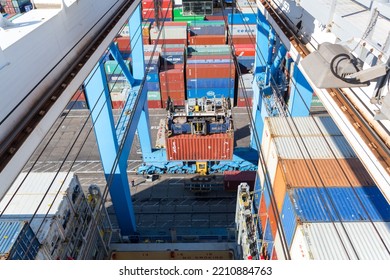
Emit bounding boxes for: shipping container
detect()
[228,13,257,24]
[237,98,252,107]
[229,36,255,45]
[161,90,185,103]
[234,44,256,56]
[160,81,185,91]
[189,25,226,36]
[186,63,236,79]
[114,36,131,53]
[150,23,187,40]
[151,38,188,46]
[187,87,235,99]
[104,60,131,75]
[147,91,161,100]
[0,220,40,260]
[142,8,173,20]
[187,55,233,64]
[274,221,390,260]
[148,100,162,109]
[223,171,256,192]
[159,68,185,83]
[187,78,235,89]
[187,45,231,56]
[166,132,234,161]
[142,0,172,9]
[189,35,226,45]
[261,158,376,212]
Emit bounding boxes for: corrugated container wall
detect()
[0,220,40,260]
[166,133,234,161]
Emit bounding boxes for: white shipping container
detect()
[0,172,82,259]
[263,116,343,138]
[273,222,390,260]
[229,24,256,36]
[238,73,254,89]
[150,26,187,40]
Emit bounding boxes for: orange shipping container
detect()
[271,158,376,212]
[166,133,234,161]
[258,194,267,231]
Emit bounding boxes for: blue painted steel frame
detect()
[84,62,136,235]
[83,4,156,236]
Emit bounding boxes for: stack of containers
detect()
[144,45,162,108]
[142,0,173,21]
[115,21,151,53]
[159,44,186,107]
[228,13,256,72]
[104,60,131,109]
[187,20,226,45]
[237,73,253,107]
[1,0,32,14]
[256,116,390,260]
[227,13,256,45]
[150,22,188,45]
[186,45,235,105]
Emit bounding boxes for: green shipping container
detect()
[173,7,204,22]
[104,60,131,75]
[147,91,161,100]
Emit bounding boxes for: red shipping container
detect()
[186,64,235,79]
[115,37,131,52]
[166,132,234,161]
[111,101,125,109]
[162,98,185,108]
[237,97,252,107]
[160,81,185,91]
[234,44,256,56]
[159,68,184,83]
[161,89,185,102]
[259,195,267,231]
[147,100,162,109]
[143,37,150,45]
[189,35,226,45]
[142,8,172,19]
[223,171,256,192]
[229,36,255,45]
[205,15,225,20]
[142,0,172,9]
[71,89,86,101]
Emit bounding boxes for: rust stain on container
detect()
[166,133,233,161]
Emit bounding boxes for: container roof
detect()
[296,222,390,260]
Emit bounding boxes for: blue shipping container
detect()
[237,56,255,72]
[280,193,297,249]
[290,187,390,222]
[253,175,261,211]
[146,72,159,83]
[187,87,234,99]
[145,82,160,91]
[0,220,40,260]
[228,13,257,24]
[187,78,235,89]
